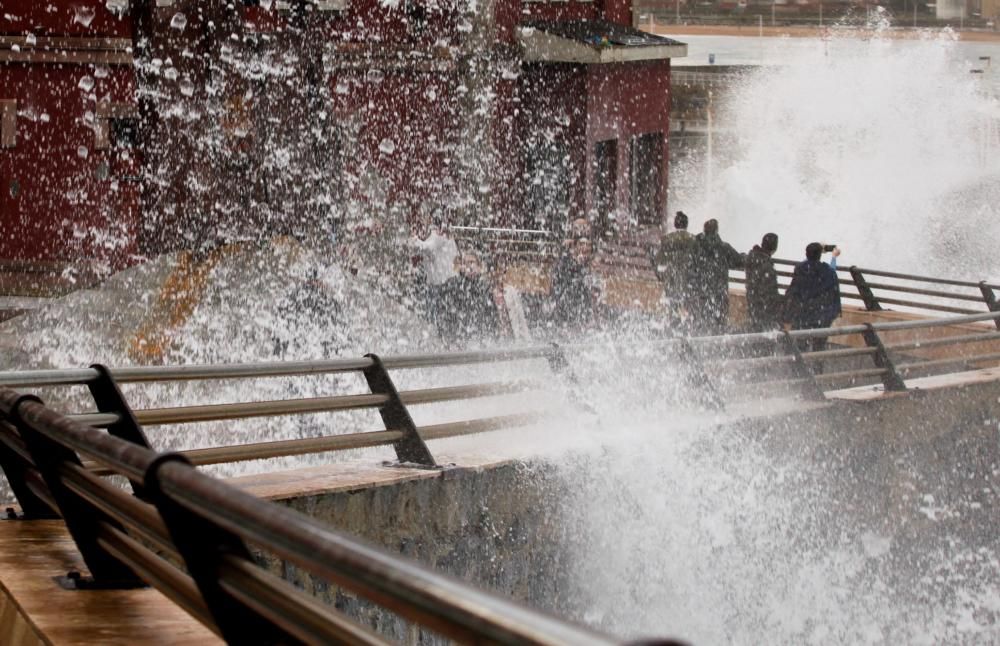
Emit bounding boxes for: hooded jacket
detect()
[784,259,841,328]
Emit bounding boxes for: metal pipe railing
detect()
[1,388,619,645]
[885,330,1000,353]
[94,522,219,634]
[217,554,389,646]
[154,458,617,646]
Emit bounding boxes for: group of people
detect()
[408,219,499,342]
[407,210,843,346]
[655,210,842,343]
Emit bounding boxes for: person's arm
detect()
[829,246,841,270]
[725,243,745,269]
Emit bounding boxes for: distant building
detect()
[0,0,686,269]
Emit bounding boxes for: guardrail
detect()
[730,260,1000,323]
[2,310,1000,642]
[451,226,1000,322]
[0,350,622,645]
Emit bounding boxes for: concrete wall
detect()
[254,371,1000,641]
[255,461,574,643]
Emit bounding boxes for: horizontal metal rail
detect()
[95,522,219,635]
[800,346,878,361]
[896,351,1000,373]
[885,330,1000,353]
[0,351,555,390]
[69,382,536,429]
[863,281,987,303]
[83,413,545,473]
[217,554,388,646]
[872,297,979,316]
[812,367,889,383]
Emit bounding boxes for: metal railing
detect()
[0,346,627,645]
[2,308,1000,641]
[730,260,1000,323]
[451,226,1000,321]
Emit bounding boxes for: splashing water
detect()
[676,31,1000,281]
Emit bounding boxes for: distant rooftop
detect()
[518,20,688,63]
[524,20,686,48]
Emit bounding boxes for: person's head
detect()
[806,242,823,262]
[703,219,719,236]
[674,211,689,230]
[761,232,778,254]
[574,237,593,262]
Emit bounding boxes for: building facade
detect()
[0,0,685,268]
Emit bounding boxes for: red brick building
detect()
[0,0,685,268]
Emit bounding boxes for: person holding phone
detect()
[784,242,842,359]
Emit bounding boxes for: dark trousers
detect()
[795,323,832,373]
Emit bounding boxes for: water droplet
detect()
[379,138,396,154]
[78,76,95,92]
[335,81,350,95]
[164,67,178,81]
[365,68,384,84]
[179,78,195,97]
[77,146,89,159]
[425,87,437,101]
[170,12,188,30]
[74,6,96,27]
[25,33,36,46]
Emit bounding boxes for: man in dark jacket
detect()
[692,219,744,334]
[745,232,784,332]
[551,236,595,329]
[784,242,842,354]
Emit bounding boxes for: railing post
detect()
[10,395,146,588]
[545,343,598,416]
[0,394,60,519]
[777,332,826,400]
[144,454,293,644]
[87,364,151,497]
[363,354,437,468]
[978,282,1000,330]
[861,324,907,392]
[849,266,881,311]
[677,339,725,411]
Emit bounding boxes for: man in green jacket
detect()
[654,211,698,333]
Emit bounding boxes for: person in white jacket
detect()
[410,219,459,336]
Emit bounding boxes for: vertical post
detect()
[545,343,597,415]
[677,339,725,411]
[87,364,152,497]
[145,454,292,644]
[777,332,826,400]
[861,324,907,392]
[979,282,1000,330]
[849,266,881,311]
[363,354,437,468]
[10,396,146,588]
[0,395,59,519]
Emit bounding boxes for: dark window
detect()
[524,134,571,230]
[630,132,662,226]
[593,139,617,234]
[110,118,140,148]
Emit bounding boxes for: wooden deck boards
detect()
[0,520,219,646]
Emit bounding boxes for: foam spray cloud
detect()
[677,30,1000,281]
